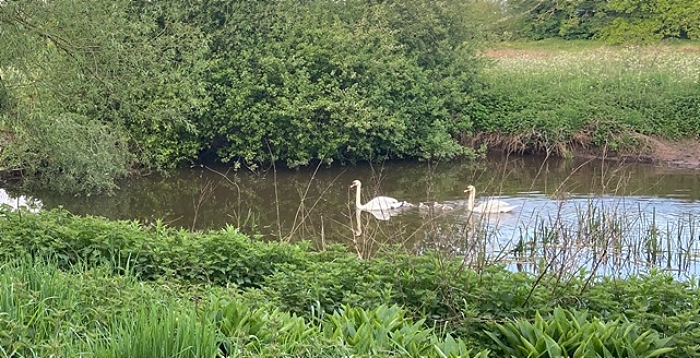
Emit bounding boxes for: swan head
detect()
[350,180,361,188]
[464,185,476,193]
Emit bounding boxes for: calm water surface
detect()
[6,156,700,278]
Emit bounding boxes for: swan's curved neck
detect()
[354,183,363,210]
[467,189,475,211]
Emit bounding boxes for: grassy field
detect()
[483,40,700,79]
[484,39,700,51]
[476,40,700,157]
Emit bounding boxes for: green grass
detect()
[476,40,700,154]
[486,39,612,51]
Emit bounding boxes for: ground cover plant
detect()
[0,258,482,357]
[1,208,699,356]
[487,308,673,357]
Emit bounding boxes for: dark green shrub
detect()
[199,0,485,166]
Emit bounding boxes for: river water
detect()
[5,155,700,278]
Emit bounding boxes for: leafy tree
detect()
[600,0,700,42]
[0,0,211,194]
[503,0,700,41]
[1,0,488,193]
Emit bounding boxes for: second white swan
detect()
[464,185,516,213]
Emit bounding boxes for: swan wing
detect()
[362,196,407,211]
[474,200,517,213]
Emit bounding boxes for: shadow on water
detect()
[6,155,700,278]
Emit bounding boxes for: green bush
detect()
[200,0,485,166]
[2,0,490,194]
[0,208,568,333]
[0,0,210,194]
[582,273,700,356]
[215,300,487,357]
[0,258,488,357]
[7,112,133,194]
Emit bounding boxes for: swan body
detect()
[350,180,412,212]
[464,185,516,213]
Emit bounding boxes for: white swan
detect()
[464,185,517,213]
[350,180,412,213]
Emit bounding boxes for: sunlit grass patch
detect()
[484,45,700,81]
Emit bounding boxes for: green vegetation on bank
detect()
[1,0,700,195]
[1,209,700,356]
[0,0,485,194]
[481,44,700,154]
[1,259,478,357]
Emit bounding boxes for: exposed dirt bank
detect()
[567,137,700,169]
[472,133,700,170]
